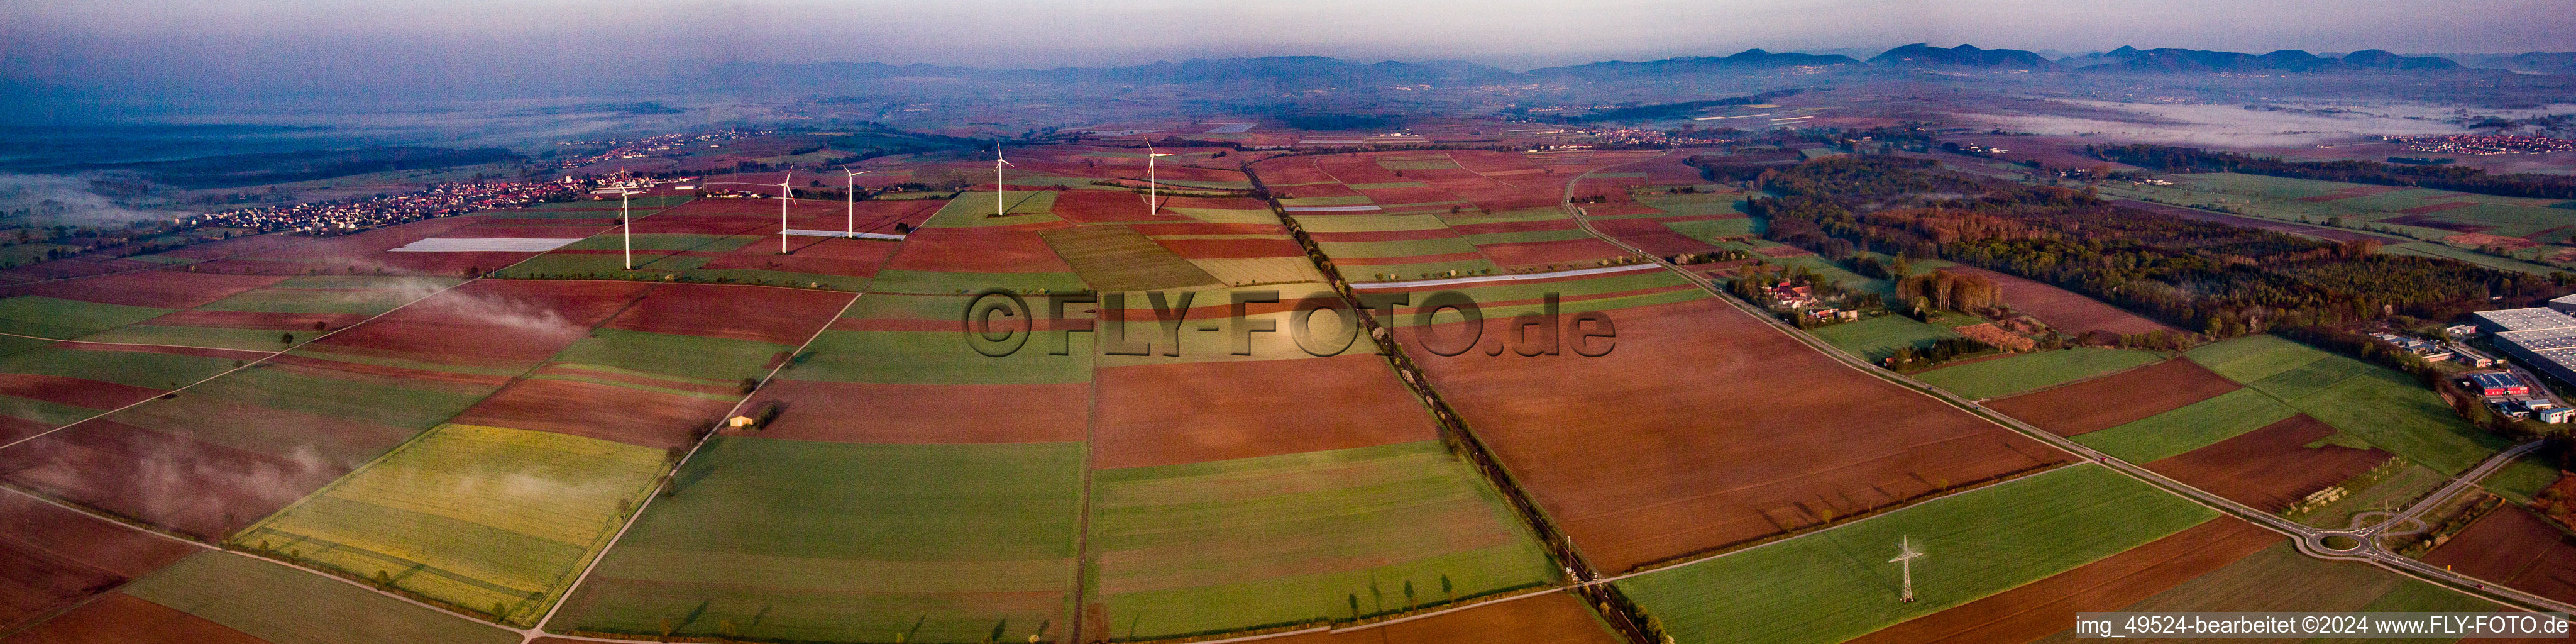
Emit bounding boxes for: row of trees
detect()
[2091,143,2576,200]
[1895,270,2001,314]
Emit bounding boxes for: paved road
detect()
[1556,153,2573,614]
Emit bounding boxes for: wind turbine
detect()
[1890,536,1925,603]
[840,166,871,238]
[779,171,794,254]
[993,141,1015,219]
[619,184,637,270]
[1142,137,1174,215]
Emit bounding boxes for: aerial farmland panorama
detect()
[3,1,2576,643]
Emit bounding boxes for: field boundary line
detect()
[529,288,865,641]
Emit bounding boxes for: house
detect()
[2445,323,2480,337]
[2539,406,2576,424]
[2467,372,2531,397]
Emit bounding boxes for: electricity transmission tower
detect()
[1890,536,1924,603]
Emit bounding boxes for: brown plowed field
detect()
[0,417,51,444]
[0,272,283,309]
[602,284,850,345]
[1450,219,1578,235]
[1986,360,2239,436]
[1407,296,2067,572]
[0,492,200,631]
[1152,238,1307,260]
[1263,591,1618,644]
[881,225,1076,274]
[0,419,355,540]
[1309,230,1460,243]
[1130,223,1284,236]
[1335,252,1488,267]
[2144,415,2390,512]
[3,592,268,644]
[446,379,732,450]
[1054,189,1189,223]
[304,280,651,369]
[1477,239,1629,267]
[140,311,370,331]
[0,375,163,411]
[738,380,1089,443]
[1092,355,1435,469]
[1842,518,2277,644]
[1585,218,1717,255]
[1937,267,2175,335]
[265,354,512,388]
[2424,506,2576,604]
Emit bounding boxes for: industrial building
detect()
[2476,308,2576,404]
[2467,372,2533,397]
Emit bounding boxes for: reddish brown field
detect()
[1586,218,1717,255]
[1264,591,1618,644]
[602,284,850,345]
[264,354,511,388]
[0,492,199,631]
[1986,360,2240,436]
[4,592,269,644]
[700,236,897,276]
[0,257,161,284]
[0,375,162,411]
[1845,518,2278,644]
[0,418,357,540]
[2425,506,2576,605]
[1476,239,1630,267]
[879,225,1076,274]
[2399,201,2478,214]
[1309,229,1460,243]
[1404,295,2068,572]
[1091,355,1436,469]
[1449,219,1578,235]
[0,272,283,309]
[1152,238,1307,260]
[1336,252,1489,267]
[1939,267,2175,335]
[1054,189,1187,223]
[448,379,732,450]
[301,280,651,369]
[737,380,1089,443]
[2145,415,2390,512]
[138,311,369,331]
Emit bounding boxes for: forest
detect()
[2089,143,2576,200]
[1749,157,2573,337]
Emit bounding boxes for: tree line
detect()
[2090,143,2576,200]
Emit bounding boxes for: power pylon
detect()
[1891,535,1925,603]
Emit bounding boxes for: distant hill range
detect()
[2451,52,2576,75]
[1868,43,2059,70]
[2056,46,2462,72]
[1525,50,1858,77]
[711,56,1516,90]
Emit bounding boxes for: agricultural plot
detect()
[867,216,1088,295]
[1616,464,2213,644]
[1913,348,2164,400]
[2022,542,2501,643]
[1933,266,2175,336]
[2142,415,2393,512]
[491,197,915,291]
[1986,358,2242,436]
[0,341,262,443]
[1385,275,2067,573]
[2423,506,2576,606]
[1037,225,1221,291]
[2070,388,2297,463]
[72,275,458,350]
[229,423,666,626]
[1089,442,1558,640]
[0,280,647,540]
[185,212,597,278]
[0,491,200,631]
[1809,315,1962,364]
[1261,592,1617,644]
[1841,518,2281,644]
[550,437,1085,643]
[2184,335,2505,474]
[12,551,520,644]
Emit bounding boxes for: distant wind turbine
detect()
[1143,137,1174,215]
[779,171,794,253]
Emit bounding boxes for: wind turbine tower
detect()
[1890,536,1924,603]
[779,171,794,254]
[994,142,1015,219]
[619,186,635,270]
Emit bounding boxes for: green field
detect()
[2485,453,2567,504]
[74,325,304,350]
[2299,464,2445,530]
[233,423,666,626]
[0,295,172,338]
[1664,218,1757,241]
[201,275,460,314]
[2072,389,2299,463]
[926,189,1062,227]
[794,330,1091,384]
[553,436,1084,643]
[1915,348,2164,400]
[118,552,520,644]
[1810,315,1962,363]
[1617,464,2212,644]
[0,344,245,389]
[1091,441,1557,640]
[553,328,790,382]
[863,268,1089,295]
[2184,336,2504,474]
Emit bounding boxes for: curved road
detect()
[1557,151,2572,614]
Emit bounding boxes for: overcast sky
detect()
[6,0,2572,70]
